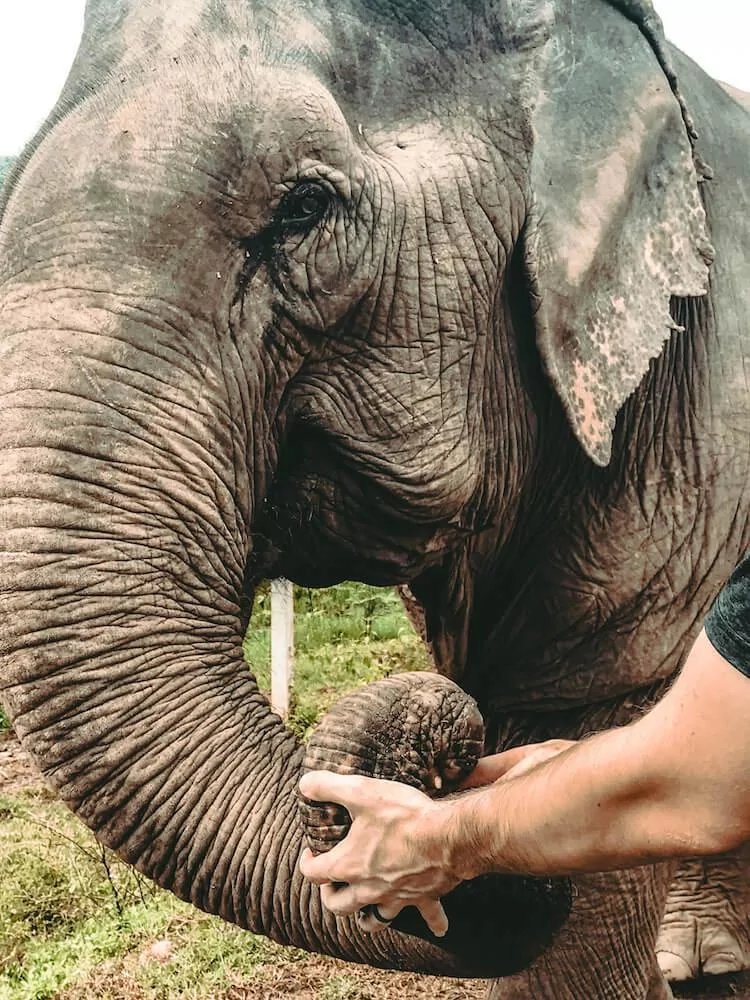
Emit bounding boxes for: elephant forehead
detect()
[11,59,361,250]
[119,0,332,67]
[93,63,354,172]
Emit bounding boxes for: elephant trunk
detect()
[0,289,568,976]
[0,291,298,930]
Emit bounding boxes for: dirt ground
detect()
[0,730,42,794]
[56,957,487,1000]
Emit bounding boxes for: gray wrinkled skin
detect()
[0,0,748,997]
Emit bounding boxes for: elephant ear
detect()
[525,0,715,466]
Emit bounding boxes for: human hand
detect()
[460,740,577,789]
[298,770,459,937]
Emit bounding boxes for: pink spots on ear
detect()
[570,361,610,466]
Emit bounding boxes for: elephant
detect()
[0,0,748,997]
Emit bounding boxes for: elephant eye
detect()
[276,181,332,234]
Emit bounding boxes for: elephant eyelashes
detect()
[234,180,335,313]
[275,180,334,235]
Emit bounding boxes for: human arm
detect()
[299,626,750,922]
[445,628,750,876]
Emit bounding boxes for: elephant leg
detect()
[487,866,674,1000]
[657,845,750,982]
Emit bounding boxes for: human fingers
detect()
[356,896,448,937]
[415,897,449,938]
[299,770,385,814]
[299,844,346,885]
[320,880,374,916]
[356,901,404,934]
[299,846,328,883]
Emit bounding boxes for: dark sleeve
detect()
[704,551,750,678]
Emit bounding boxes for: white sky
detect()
[0,0,748,154]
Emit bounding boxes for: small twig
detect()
[99,842,123,917]
[132,867,152,907]
[24,813,146,914]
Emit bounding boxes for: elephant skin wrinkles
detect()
[0,0,748,997]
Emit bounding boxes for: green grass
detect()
[0,812,294,1000]
[0,792,169,996]
[0,583,431,999]
[244,583,431,739]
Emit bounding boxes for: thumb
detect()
[459,741,577,789]
[502,740,576,779]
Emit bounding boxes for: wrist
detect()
[440,788,500,881]
[401,796,467,882]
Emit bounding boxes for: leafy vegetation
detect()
[0,790,298,1000]
[0,583,439,999]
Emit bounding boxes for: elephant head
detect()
[0,0,712,977]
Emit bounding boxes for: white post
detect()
[271,578,294,719]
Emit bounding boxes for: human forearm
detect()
[443,727,683,878]
[442,631,750,878]
[299,631,750,927]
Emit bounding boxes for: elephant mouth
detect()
[248,477,470,589]
[248,427,476,590]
